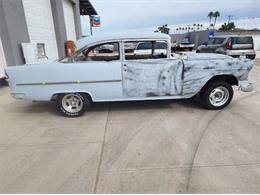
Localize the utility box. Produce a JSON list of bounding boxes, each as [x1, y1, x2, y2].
[[21, 42, 37, 64], [0, 37, 7, 79], [21, 42, 48, 64]]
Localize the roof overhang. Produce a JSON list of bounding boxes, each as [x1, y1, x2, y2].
[[79, 0, 97, 15]]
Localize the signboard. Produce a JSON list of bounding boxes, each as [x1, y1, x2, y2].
[[208, 30, 215, 38], [91, 16, 101, 27]]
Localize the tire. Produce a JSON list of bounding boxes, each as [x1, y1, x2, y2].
[[56, 93, 91, 117], [189, 48, 193, 51], [200, 81, 233, 110], [196, 50, 200, 53]]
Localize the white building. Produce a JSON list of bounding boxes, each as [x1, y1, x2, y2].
[[0, 0, 97, 79]]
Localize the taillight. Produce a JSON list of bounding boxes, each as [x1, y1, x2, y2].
[[226, 38, 232, 49]]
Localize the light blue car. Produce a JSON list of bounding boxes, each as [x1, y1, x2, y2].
[[6, 33, 254, 117]]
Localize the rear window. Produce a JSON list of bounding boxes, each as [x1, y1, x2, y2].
[[208, 38, 225, 45], [125, 41, 167, 60], [232, 37, 253, 44], [154, 42, 167, 49]]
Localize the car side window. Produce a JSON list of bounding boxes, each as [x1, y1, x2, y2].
[[74, 42, 120, 62], [124, 41, 167, 60]]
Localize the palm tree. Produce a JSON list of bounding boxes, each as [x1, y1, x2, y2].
[[213, 11, 220, 28], [156, 24, 170, 34], [208, 11, 214, 25]]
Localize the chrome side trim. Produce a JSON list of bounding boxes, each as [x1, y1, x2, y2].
[[16, 79, 122, 86]]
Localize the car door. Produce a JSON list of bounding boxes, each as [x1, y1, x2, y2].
[[72, 41, 123, 100], [122, 40, 184, 98]]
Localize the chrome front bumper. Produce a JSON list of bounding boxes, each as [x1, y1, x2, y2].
[[11, 92, 27, 100], [239, 81, 254, 92]]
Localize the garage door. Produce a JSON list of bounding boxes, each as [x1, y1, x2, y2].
[[63, 0, 77, 41], [253, 35, 260, 50], [22, 0, 58, 60], [0, 37, 7, 79]]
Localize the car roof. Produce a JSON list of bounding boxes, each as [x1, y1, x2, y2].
[[75, 33, 170, 50]]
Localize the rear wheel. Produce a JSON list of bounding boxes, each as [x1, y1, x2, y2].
[[57, 93, 91, 117], [200, 81, 233, 110]]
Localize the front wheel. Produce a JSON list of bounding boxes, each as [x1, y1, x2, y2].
[[200, 81, 233, 110], [57, 93, 91, 117]]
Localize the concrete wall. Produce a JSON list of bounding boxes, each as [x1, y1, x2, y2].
[[169, 33, 188, 43], [63, 0, 77, 41], [0, 0, 30, 66], [0, 0, 83, 66], [22, 0, 59, 60]]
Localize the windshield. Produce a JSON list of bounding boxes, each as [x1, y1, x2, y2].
[[208, 37, 225, 45], [58, 56, 71, 63]]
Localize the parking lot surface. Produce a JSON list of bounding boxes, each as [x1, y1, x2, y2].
[[0, 60, 259, 193]]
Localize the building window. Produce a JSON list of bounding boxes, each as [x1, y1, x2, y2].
[[36, 43, 47, 59]]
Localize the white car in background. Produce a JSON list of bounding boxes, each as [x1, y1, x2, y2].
[[173, 38, 194, 51]]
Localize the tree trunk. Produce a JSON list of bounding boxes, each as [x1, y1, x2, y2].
[[213, 17, 217, 28]]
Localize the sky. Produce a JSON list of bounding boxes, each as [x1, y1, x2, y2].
[[81, 0, 260, 36]]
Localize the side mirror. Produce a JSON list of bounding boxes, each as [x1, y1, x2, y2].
[[202, 42, 208, 46]]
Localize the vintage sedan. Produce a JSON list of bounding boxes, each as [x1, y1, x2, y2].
[[6, 33, 254, 117]]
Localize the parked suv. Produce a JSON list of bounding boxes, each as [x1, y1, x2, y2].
[[197, 36, 255, 59]]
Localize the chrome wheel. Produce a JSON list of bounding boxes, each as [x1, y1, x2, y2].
[[61, 94, 83, 113], [209, 86, 230, 107]]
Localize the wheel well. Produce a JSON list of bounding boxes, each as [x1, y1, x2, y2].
[[51, 92, 93, 102], [205, 75, 238, 86]]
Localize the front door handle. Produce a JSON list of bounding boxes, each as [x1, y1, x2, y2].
[[123, 64, 127, 71]]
